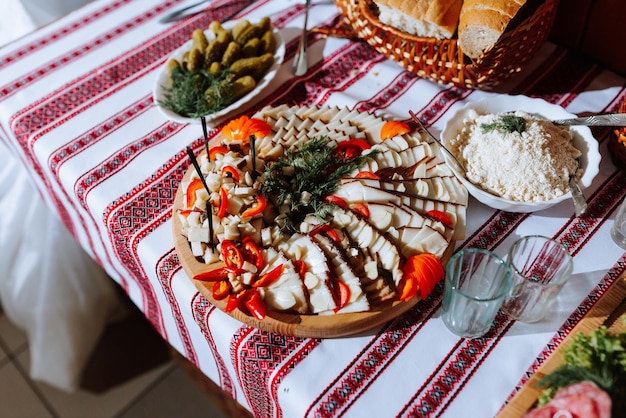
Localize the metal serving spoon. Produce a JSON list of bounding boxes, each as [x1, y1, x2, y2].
[[292, 0, 311, 76], [159, 0, 209, 24], [569, 160, 587, 217]]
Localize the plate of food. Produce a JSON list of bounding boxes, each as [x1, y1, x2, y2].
[[440, 95, 601, 213], [172, 105, 469, 337], [153, 16, 285, 125]]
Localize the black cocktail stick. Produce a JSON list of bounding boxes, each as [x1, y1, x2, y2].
[[186, 146, 215, 252]]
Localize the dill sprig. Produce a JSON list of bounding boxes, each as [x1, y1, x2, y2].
[[260, 136, 376, 232], [480, 113, 526, 134], [158, 66, 234, 119]]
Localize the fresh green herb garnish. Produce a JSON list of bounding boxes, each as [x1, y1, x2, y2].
[[260, 137, 376, 232], [535, 320, 626, 414], [480, 114, 526, 134], [158, 67, 234, 118]]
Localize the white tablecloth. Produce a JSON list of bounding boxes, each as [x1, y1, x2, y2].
[[1, 0, 625, 414]]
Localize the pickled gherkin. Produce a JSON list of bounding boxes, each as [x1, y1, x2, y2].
[[221, 41, 241, 67], [187, 48, 204, 73], [231, 19, 251, 42], [231, 76, 256, 100], [230, 53, 275, 80], [259, 30, 276, 55], [192, 29, 208, 53], [241, 37, 260, 58]]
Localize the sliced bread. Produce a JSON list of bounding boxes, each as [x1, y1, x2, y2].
[[458, 0, 528, 59], [374, 0, 463, 39]]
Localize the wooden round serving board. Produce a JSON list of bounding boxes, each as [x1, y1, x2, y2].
[[171, 155, 455, 338]]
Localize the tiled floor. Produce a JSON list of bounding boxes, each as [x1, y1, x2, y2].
[[0, 302, 235, 418]]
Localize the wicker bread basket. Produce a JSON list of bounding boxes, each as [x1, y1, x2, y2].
[[334, 0, 559, 90]]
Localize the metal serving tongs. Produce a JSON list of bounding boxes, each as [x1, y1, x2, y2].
[[552, 113, 626, 126], [292, 0, 311, 76]]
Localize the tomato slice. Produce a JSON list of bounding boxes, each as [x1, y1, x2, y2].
[[218, 186, 229, 218], [380, 120, 410, 140], [333, 280, 351, 312], [221, 165, 241, 182], [253, 264, 284, 288], [350, 202, 370, 219], [397, 274, 418, 302], [221, 240, 243, 270], [355, 171, 380, 180], [185, 178, 204, 208], [241, 195, 267, 218], [212, 280, 231, 300], [322, 195, 348, 208], [335, 138, 371, 160], [209, 145, 229, 160], [425, 209, 453, 228], [401, 253, 444, 300], [242, 236, 264, 271], [221, 115, 271, 142]]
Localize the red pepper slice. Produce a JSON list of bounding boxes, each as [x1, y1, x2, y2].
[[355, 171, 380, 180], [333, 280, 351, 312], [293, 259, 307, 278], [322, 195, 348, 208], [425, 209, 453, 228], [242, 236, 264, 272], [221, 165, 241, 182], [185, 178, 204, 208], [209, 145, 229, 160], [194, 266, 230, 282], [225, 291, 244, 313], [212, 280, 231, 300], [253, 264, 284, 288], [350, 202, 370, 219], [178, 209, 202, 217], [244, 289, 267, 320], [241, 195, 267, 218], [218, 186, 229, 218], [310, 224, 341, 243], [221, 240, 243, 270]]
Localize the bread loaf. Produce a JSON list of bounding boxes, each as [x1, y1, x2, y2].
[[373, 0, 463, 39], [458, 0, 527, 59]]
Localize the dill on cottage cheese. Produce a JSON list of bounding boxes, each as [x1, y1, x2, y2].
[[448, 110, 582, 202]]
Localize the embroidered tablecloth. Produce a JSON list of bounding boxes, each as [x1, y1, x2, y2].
[[1, 0, 625, 416]]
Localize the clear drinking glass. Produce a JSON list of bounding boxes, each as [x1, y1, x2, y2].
[[441, 249, 512, 339], [611, 197, 626, 250], [501, 235, 573, 323]]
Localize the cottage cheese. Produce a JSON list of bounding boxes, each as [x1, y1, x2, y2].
[[448, 110, 582, 202]]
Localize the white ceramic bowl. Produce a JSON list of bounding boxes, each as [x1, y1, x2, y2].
[[153, 22, 285, 126], [440, 95, 601, 213]]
